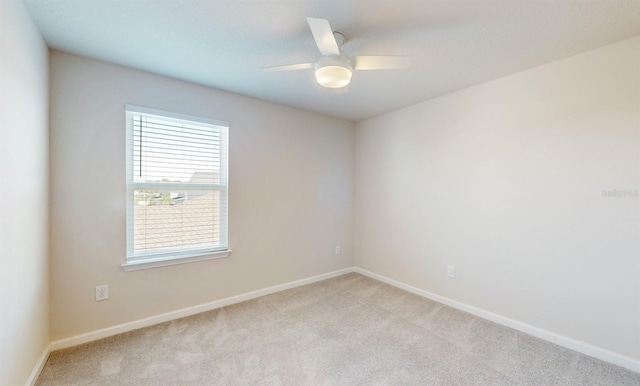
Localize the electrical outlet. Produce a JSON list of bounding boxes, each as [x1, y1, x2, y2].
[[447, 265, 455, 278], [335, 245, 341, 255], [96, 285, 109, 301]]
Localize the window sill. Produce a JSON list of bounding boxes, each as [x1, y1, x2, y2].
[[121, 249, 232, 271]]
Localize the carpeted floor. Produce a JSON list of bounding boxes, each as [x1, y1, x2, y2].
[[36, 273, 640, 385]]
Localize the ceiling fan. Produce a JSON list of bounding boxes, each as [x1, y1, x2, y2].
[[264, 17, 410, 89]]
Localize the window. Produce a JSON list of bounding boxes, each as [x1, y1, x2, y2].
[[123, 105, 229, 271]]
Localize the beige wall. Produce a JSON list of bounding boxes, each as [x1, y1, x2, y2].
[[0, 1, 50, 384], [355, 37, 640, 360], [49, 51, 355, 341]]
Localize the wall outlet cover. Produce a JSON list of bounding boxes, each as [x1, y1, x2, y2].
[[447, 265, 455, 278], [96, 284, 109, 301]]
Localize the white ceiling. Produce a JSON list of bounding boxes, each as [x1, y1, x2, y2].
[[23, 0, 640, 122]]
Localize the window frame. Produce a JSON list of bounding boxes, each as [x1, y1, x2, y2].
[[122, 104, 231, 271]]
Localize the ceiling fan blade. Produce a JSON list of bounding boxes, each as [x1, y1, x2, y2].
[[353, 56, 411, 70], [263, 63, 314, 72], [307, 17, 340, 56]]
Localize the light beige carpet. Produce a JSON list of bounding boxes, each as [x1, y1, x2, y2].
[[36, 273, 639, 385]]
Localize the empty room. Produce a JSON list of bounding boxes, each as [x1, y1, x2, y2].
[[2, 0, 640, 384]]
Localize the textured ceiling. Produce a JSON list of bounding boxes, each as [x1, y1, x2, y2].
[[23, 0, 640, 122]]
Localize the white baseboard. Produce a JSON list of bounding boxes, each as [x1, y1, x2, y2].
[[50, 267, 354, 351], [354, 267, 640, 374], [26, 344, 51, 386]]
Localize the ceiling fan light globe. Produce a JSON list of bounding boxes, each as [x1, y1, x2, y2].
[[315, 65, 352, 88]]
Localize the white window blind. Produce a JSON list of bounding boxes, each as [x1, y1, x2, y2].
[[125, 105, 228, 264]]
